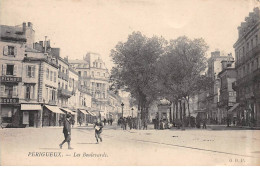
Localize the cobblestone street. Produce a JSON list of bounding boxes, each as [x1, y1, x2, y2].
[[1, 125, 260, 165]]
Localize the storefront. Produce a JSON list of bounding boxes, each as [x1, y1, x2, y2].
[[43, 105, 65, 126], [60, 107, 77, 126], [20, 104, 42, 127]]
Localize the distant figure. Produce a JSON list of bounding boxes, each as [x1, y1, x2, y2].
[[94, 118, 104, 144], [59, 114, 73, 149], [79, 118, 82, 127], [59, 119, 62, 127], [202, 119, 207, 129], [104, 118, 107, 125]]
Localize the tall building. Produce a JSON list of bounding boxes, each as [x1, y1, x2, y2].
[[233, 7, 260, 127], [218, 59, 236, 124], [69, 52, 110, 119], [206, 51, 234, 124]]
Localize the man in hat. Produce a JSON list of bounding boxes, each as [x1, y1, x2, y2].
[[59, 113, 73, 149]]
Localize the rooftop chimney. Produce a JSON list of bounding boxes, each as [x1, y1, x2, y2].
[[23, 22, 26, 34]]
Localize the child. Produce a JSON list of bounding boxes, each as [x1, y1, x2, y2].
[[94, 118, 104, 144]]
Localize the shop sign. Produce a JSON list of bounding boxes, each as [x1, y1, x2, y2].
[[0, 98, 19, 104], [0, 76, 22, 83]]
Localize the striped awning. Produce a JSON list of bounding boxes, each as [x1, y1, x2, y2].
[[45, 105, 65, 114], [60, 107, 76, 115], [21, 104, 41, 110], [228, 103, 239, 112], [79, 109, 89, 115]]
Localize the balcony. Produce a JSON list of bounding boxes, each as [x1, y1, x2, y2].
[[58, 71, 69, 81], [236, 44, 260, 68], [58, 88, 72, 98], [78, 85, 91, 95], [48, 100, 57, 105]]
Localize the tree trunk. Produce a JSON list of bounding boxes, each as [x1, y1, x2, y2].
[[169, 101, 172, 124]]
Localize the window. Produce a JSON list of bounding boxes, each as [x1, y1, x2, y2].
[[25, 85, 31, 99], [27, 65, 35, 78], [52, 90, 56, 101], [69, 78, 72, 87], [8, 46, 15, 55], [78, 71, 81, 77], [93, 62, 96, 67], [84, 71, 87, 77], [54, 72, 56, 82], [45, 87, 48, 100], [5, 85, 13, 97], [97, 72, 100, 76], [6, 65, 14, 75], [65, 84, 68, 90], [46, 68, 49, 79], [92, 71, 94, 77], [50, 71, 53, 81], [103, 73, 105, 77]]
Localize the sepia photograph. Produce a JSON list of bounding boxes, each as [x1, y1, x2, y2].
[[0, 0, 260, 166]]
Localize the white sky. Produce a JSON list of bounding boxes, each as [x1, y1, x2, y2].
[[0, 0, 259, 70]]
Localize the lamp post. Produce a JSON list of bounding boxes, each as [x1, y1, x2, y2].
[[131, 107, 134, 117], [121, 102, 124, 118]]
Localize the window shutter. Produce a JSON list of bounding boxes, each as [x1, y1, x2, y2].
[[0, 85, 5, 96], [2, 64, 6, 75], [3, 46, 8, 56], [26, 65, 29, 77], [13, 85, 18, 97], [32, 66, 35, 78], [14, 47, 17, 56], [30, 85, 34, 99], [13, 65, 18, 76]]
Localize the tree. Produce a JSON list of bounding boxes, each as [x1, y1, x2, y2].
[[110, 31, 166, 121], [157, 36, 212, 127]]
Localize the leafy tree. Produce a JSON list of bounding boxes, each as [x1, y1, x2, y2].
[[110, 32, 166, 120], [157, 36, 212, 126]]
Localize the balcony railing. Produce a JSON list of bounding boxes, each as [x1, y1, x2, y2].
[[78, 85, 91, 95], [48, 100, 57, 105], [58, 88, 72, 98], [236, 44, 260, 68], [58, 71, 69, 81]]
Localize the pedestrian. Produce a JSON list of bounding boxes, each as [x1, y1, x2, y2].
[[94, 118, 104, 144], [79, 118, 82, 127], [104, 118, 107, 126], [59, 114, 73, 149], [202, 118, 207, 129]]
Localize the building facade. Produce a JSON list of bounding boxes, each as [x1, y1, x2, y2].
[[206, 51, 234, 124], [218, 59, 237, 125], [233, 7, 260, 127]]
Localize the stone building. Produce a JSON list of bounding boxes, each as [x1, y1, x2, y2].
[[69, 52, 110, 120], [206, 50, 234, 124], [218, 59, 237, 125], [233, 7, 260, 127]]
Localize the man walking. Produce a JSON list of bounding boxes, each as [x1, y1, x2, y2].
[[94, 118, 104, 144], [59, 114, 73, 149]]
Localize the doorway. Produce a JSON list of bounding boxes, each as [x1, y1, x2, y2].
[[29, 111, 34, 127]]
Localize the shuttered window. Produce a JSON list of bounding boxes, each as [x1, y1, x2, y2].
[[27, 65, 35, 78]]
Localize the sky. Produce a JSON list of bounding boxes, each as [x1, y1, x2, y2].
[[0, 0, 259, 71]]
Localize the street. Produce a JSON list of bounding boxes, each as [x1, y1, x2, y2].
[[1, 125, 260, 166]]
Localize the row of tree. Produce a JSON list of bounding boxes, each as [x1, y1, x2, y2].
[[110, 32, 213, 125]]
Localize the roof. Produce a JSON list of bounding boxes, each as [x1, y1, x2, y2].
[[0, 25, 26, 42]]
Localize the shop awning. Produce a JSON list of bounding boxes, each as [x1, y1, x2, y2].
[[60, 107, 76, 115], [79, 109, 89, 115], [45, 105, 65, 114], [21, 104, 41, 110], [228, 103, 239, 112], [89, 111, 96, 116]]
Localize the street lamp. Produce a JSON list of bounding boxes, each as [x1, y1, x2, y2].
[[121, 102, 124, 118], [131, 107, 134, 117]]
